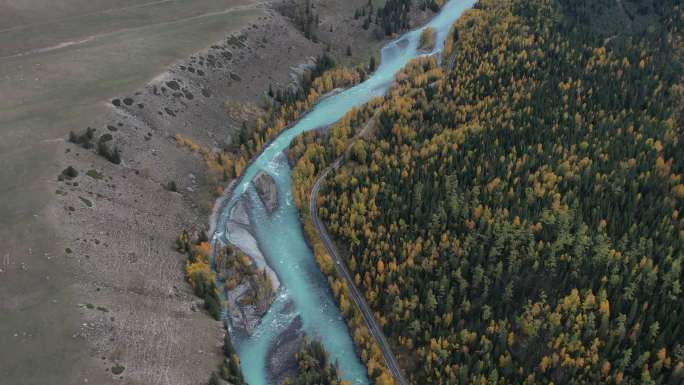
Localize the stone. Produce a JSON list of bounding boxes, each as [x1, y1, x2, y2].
[[267, 315, 303, 384], [252, 171, 278, 215]]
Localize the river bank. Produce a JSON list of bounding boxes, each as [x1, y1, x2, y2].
[[1, 0, 412, 384], [211, 2, 476, 385]]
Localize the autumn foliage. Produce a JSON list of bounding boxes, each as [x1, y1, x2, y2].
[[290, 0, 684, 384]]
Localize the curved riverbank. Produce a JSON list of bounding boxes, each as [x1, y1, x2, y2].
[[211, 1, 476, 384]]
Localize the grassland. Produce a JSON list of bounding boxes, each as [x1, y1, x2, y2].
[[0, 2, 261, 384]]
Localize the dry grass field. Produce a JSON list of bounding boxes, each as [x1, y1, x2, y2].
[[0, 2, 261, 384]]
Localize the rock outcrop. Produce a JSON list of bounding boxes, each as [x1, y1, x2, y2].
[[253, 171, 278, 215], [268, 313, 303, 384], [229, 198, 250, 227], [221, 195, 280, 335]]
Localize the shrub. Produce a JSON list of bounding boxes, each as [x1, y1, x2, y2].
[[60, 166, 78, 180], [111, 364, 125, 375], [419, 27, 435, 50], [97, 141, 121, 164], [68, 127, 96, 149], [208, 372, 220, 385]]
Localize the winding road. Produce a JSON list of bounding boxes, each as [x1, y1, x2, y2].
[[309, 115, 409, 385]]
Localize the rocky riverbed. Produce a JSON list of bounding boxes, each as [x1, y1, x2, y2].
[[253, 171, 279, 215], [267, 313, 303, 384], [222, 196, 280, 335]]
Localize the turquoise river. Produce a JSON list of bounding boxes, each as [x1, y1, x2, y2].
[[212, 1, 475, 384]]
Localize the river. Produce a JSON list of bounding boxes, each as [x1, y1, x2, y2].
[[212, 1, 475, 384]]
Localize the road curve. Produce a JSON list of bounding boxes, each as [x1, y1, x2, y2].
[[309, 152, 409, 385]]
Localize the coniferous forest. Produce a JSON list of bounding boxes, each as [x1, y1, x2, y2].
[[289, 0, 684, 383], [284, 339, 347, 385], [376, 0, 445, 36]]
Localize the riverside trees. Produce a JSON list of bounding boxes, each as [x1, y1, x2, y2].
[[284, 339, 348, 385], [175, 54, 363, 197], [376, 0, 444, 36]]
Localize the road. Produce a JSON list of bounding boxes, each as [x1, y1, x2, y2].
[[309, 115, 409, 385]]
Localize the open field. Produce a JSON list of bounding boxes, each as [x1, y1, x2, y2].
[[0, 1, 262, 384]]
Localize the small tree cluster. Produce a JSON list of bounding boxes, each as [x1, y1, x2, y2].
[[284, 339, 346, 385], [178, 231, 221, 320]]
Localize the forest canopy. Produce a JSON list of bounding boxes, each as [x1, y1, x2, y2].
[[290, 0, 684, 383]]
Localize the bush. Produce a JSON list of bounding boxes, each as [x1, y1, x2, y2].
[[220, 355, 245, 385], [208, 372, 220, 385], [60, 166, 78, 180], [111, 364, 125, 375], [419, 27, 435, 50], [97, 141, 121, 164], [68, 127, 96, 149], [176, 230, 191, 254], [204, 293, 221, 320], [188, 268, 221, 321]]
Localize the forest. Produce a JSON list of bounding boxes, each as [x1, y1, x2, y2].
[[289, 0, 683, 383], [284, 339, 349, 385], [372, 0, 446, 36]]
